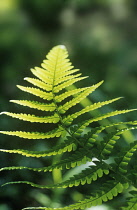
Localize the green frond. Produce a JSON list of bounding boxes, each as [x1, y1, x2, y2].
[[63, 181, 128, 210], [10, 100, 56, 112], [63, 97, 121, 125], [0, 166, 46, 173], [24, 77, 52, 91], [41, 61, 74, 74], [95, 121, 137, 135], [0, 45, 137, 210], [46, 45, 67, 59], [17, 85, 53, 100], [99, 135, 120, 159], [1, 181, 48, 189], [28, 181, 127, 210], [115, 141, 137, 174], [0, 140, 77, 157], [43, 147, 92, 172], [1, 151, 91, 173], [76, 109, 137, 133], [28, 46, 88, 95], [2, 181, 128, 210], [41, 58, 74, 78], [31, 46, 79, 93], [74, 121, 137, 146], [54, 73, 82, 86], [1, 112, 60, 123], [41, 63, 75, 76], [55, 68, 80, 78], [1, 151, 93, 173], [55, 87, 90, 103], [30, 68, 53, 86], [97, 126, 137, 160], [0, 148, 52, 158], [59, 81, 103, 114], [53, 76, 88, 93], [121, 191, 137, 210], [0, 127, 64, 139], [33, 66, 52, 77], [84, 121, 137, 152], [43, 61, 73, 75], [31, 67, 53, 83], [51, 162, 109, 189]]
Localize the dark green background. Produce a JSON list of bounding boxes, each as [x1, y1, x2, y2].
[[0, 0, 137, 209]]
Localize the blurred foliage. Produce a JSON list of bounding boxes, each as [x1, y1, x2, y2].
[[0, 0, 137, 209]]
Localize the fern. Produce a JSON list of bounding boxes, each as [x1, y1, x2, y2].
[[0, 45, 137, 210], [121, 191, 137, 210]]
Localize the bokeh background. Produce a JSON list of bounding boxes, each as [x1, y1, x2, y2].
[[0, 0, 137, 209]]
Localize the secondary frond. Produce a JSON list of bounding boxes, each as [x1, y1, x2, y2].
[[121, 191, 137, 210], [21, 181, 128, 210], [24, 77, 52, 91], [59, 81, 103, 114], [17, 85, 53, 100], [115, 141, 137, 174], [75, 109, 137, 133], [0, 127, 64, 139], [51, 161, 109, 189], [1, 112, 60, 123], [63, 97, 121, 125], [0, 140, 77, 157], [10, 100, 56, 112], [98, 127, 137, 160]]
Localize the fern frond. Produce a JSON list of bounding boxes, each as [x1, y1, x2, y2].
[[98, 127, 137, 160], [115, 141, 137, 174], [41, 62, 75, 77], [0, 127, 64, 139], [0, 166, 46, 173], [1, 181, 48, 189], [43, 60, 73, 76], [1, 112, 60, 123], [0, 45, 137, 210], [24, 77, 52, 91], [0, 146, 93, 175], [1, 180, 128, 210], [30, 68, 53, 86], [53, 76, 88, 93], [43, 147, 92, 172], [0, 140, 76, 158], [63, 181, 128, 210], [0, 148, 91, 173], [31, 67, 53, 83], [121, 191, 137, 210], [95, 121, 137, 135], [10, 100, 56, 112], [54, 73, 82, 86], [21, 181, 128, 210], [51, 161, 109, 189], [17, 85, 53, 100], [55, 68, 80, 78], [55, 87, 90, 103], [76, 109, 137, 133], [63, 97, 121, 125], [59, 81, 103, 114]]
